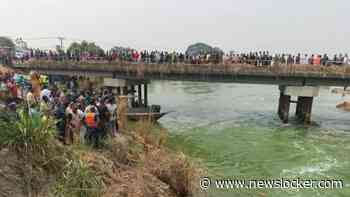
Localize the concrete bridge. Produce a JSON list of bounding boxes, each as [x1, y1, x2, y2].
[[12, 61, 350, 124]]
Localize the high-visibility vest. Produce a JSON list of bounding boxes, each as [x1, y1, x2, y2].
[[85, 113, 97, 128]]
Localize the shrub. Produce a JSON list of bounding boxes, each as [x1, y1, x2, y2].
[[0, 110, 55, 154], [0, 109, 67, 173], [0, 109, 102, 197]]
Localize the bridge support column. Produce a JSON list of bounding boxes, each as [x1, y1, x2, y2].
[[295, 97, 303, 118], [296, 96, 313, 124], [131, 86, 136, 107], [278, 91, 291, 124], [122, 86, 128, 95], [281, 86, 319, 124], [138, 84, 142, 106]]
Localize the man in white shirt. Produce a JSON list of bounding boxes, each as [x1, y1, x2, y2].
[[106, 98, 118, 136], [344, 54, 349, 66], [40, 88, 51, 101], [300, 54, 308, 65]]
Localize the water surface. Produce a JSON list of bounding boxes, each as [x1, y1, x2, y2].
[[149, 81, 350, 197]]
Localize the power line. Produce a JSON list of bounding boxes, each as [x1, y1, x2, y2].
[[20, 36, 66, 49], [16, 35, 126, 50]]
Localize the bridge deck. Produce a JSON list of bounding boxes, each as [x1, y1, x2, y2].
[[13, 61, 350, 87]]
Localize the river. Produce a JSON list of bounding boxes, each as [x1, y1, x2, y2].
[[148, 81, 350, 197]]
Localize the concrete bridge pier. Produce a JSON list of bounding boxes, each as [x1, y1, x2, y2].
[[104, 78, 150, 107], [138, 84, 142, 105], [144, 83, 148, 106], [295, 96, 314, 124], [122, 86, 128, 95], [278, 86, 319, 124], [278, 91, 291, 124]]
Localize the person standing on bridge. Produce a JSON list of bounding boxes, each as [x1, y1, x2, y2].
[[300, 54, 306, 64], [344, 54, 349, 66], [313, 54, 321, 65], [295, 54, 301, 64], [321, 54, 329, 66], [308, 55, 314, 65]]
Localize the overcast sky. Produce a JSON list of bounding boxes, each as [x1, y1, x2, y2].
[[2, 0, 349, 54]]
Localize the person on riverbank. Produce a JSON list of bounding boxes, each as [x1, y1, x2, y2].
[[96, 101, 110, 146], [106, 98, 118, 137], [85, 107, 99, 146], [40, 96, 50, 116], [65, 103, 82, 145], [6, 79, 18, 99], [26, 88, 37, 107], [54, 101, 66, 142]]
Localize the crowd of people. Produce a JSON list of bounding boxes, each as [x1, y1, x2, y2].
[[223, 52, 350, 66], [14, 47, 224, 65], [0, 71, 120, 147], [9, 46, 350, 67]]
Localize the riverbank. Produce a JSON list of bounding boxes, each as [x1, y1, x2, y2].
[[0, 109, 202, 197]]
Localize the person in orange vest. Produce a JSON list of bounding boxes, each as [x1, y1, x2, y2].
[[84, 107, 99, 145]]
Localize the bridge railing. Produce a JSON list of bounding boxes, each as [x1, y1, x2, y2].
[[13, 59, 350, 79]]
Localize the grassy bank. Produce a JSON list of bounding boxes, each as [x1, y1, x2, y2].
[[0, 109, 203, 197]]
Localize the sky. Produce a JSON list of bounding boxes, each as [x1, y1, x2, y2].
[[1, 0, 350, 54]]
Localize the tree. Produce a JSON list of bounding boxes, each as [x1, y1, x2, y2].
[[185, 42, 223, 57], [67, 41, 105, 57], [56, 45, 65, 55], [0, 37, 15, 49], [0, 36, 15, 56], [67, 42, 81, 56], [0, 37, 15, 65]]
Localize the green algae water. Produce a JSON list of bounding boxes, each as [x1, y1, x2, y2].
[[148, 81, 350, 197]]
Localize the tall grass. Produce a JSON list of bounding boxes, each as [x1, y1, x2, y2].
[[0, 109, 68, 173], [51, 159, 103, 197], [0, 110, 60, 196], [0, 110, 55, 153], [133, 120, 202, 197], [133, 120, 168, 150], [0, 109, 103, 197]]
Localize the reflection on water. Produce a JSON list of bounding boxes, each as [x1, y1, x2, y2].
[[149, 81, 350, 197]]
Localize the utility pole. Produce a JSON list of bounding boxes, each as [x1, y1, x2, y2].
[[57, 36, 65, 49]]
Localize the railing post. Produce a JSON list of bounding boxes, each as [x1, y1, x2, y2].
[[138, 84, 142, 106], [144, 83, 148, 107]]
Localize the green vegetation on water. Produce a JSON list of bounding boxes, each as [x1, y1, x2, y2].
[[149, 81, 350, 197]]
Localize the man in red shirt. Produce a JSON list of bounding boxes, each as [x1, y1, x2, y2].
[[313, 55, 321, 65]]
